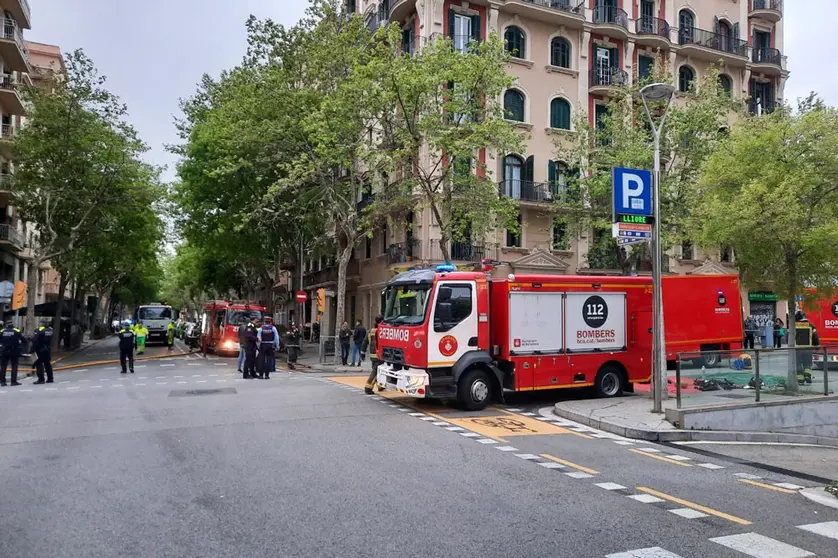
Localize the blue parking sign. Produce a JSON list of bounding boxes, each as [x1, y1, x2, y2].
[[612, 167, 653, 217]]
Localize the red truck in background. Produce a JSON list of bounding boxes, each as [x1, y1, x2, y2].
[[200, 301, 266, 355], [375, 268, 743, 410], [801, 292, 838, 369]]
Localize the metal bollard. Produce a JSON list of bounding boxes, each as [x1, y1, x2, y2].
[[754, 350, 761, 403], [675, 357, 682, 408], [824, 347, 830, 396]]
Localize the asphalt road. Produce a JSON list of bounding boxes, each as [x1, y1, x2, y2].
[[1, 336, 836, 557]]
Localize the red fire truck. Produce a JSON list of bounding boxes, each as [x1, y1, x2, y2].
[[200, 301, 266, 355], [801, 292, 838, 369], [375, 268, 742, 410]]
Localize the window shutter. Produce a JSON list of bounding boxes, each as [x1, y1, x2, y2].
[[471, 15, 481, 42], [524, 156, 534, 183], [548, 160, 557, 184], [609, 47, 619, 68], [448, 9, 455, 38], [733, 22, 740, 41], [713, 16, 720, 35], [501, 156, 507, 182]]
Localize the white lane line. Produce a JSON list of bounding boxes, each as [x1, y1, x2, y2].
[[80, 379, 90, 382], [75, 369, 88, 373], [595, 482, 627, 491], [156, 382, 167, 385], [445, 426, 464, 432], [209, 374, 218, 377], [460, 432, 481, 438], [155, 376, 166, 379], [476, 439, 498, 444], [734, 473, 763, 480], [408, 413, 426, 417], [137, 377, 147, 379], [495, 446, 518, 452], [519, 412, 537, 416], [431, 421, 449, 426], [19, 389, 32, 392], [504, 408, 522, 412], [91, 386, 102, 389], [696, 463, 725, 470], [564, 471, 594, 479], [177, 381, 187, 384], [668, 508, 708, 519], [216, 379, 227, 383], [613, 440, 635, 446], [174, 375, 183, 378], [214, 363, 227, 366], [135, 383, 146, 386], [710, 533, 814, 558], [191, 374, 201, 377], [398, 408, 409, 412], [160, 364, 175, 368], [538, 462, 566, 469], [606, 548, 684, 558], [774, 482, 804, 490], [67, 386, 79, 390], [0, 391, 6, 394], [135, 365, 147, 368], [111, 384, 123, 388], [234, 379, 245, 382], [636, 448, 661, 453], [797, 521, 838, 541], [388, 404, 400, 408], [664, 455, 691, 461], [418, 416, 436, 421], [100, 379, 110, 382], [59, 381, 70, 384], [45, 388, 57, 391], [590, 434, 615, 439], [105, 367, 118, 371], [513, 453, 541, 460], [627, 494, 665, 504], [188, 363, 200, 366], [197, 380, 207, 383]]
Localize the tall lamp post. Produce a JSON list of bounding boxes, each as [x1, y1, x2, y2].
[[639, 83, 675, 414]]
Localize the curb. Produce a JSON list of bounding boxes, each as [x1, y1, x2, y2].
[[552, 403, 838, 448], [800, 487, 838, 510]]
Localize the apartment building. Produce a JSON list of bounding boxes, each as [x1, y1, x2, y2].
[[301, 0, 788, 331]]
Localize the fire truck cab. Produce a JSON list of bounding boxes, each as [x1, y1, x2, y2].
[[376, 267, 653, 410], [200, 301, 266, 356]]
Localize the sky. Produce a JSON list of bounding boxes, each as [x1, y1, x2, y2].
[[25, 0, 838, 183]]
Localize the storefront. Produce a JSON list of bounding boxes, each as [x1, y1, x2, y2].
[[748, 291, 779, 329]]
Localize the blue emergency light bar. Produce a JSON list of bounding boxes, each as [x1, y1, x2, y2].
[[436, 263, 457, 273]]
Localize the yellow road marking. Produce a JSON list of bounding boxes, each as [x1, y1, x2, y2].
[[628, 448, 693, 467], [494, 408, 592, 438], [445, 415, 571, 438], [636, 487, 752, 525], [738, 479, 796, 494], [540, 454, 600, 475]]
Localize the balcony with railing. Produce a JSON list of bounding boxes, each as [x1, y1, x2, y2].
[[0, 17, 30, 72], [751, 47, 783, 74], [747, 98, 776, 116], [593, 6, 629, 35], [678, 27, 748, 61], [387, 239, 420, 266], [502, 0, 585, 28], [635, 16, 670, 47], [429, 240, 497, 263], [589, 67, 628, 94], [0, 223, 23, 251], [357, 193, 376, 213], [749, 0, 782, 23], [498, 180, 570, 204], [0, 73, 24, 114]]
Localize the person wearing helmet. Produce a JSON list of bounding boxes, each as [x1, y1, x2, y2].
[[117, 321, 135, 374]]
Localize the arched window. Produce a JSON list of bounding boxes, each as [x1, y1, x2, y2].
[[717, 20, 731, 52], [717, 74, 732, 96], [502, 155, 524, 199], [504, 89, 525, 122], [550, 37, 571, 68], [550, 98, 571, 130], [678, 65, 695, 93], [504, 26, 526, 59], [679, 9, 694, 43]]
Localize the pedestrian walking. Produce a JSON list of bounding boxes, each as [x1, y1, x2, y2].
[[351, 320, 366, 367], [339, 322, 351, 366], [773, 317, 784, 349], [32, 322, 54, 384], [242, 319, 259, 379], [285, 323, 302, 370], [256, 320, 279, 379], [363, 315, 383, 394], [117, 321, 135, 374], [136, 321, 149, 354], [0, 321, 23, 387], [743, 315, 756, 350]]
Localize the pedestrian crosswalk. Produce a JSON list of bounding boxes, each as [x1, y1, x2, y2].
[[607, 522, 838, 557]]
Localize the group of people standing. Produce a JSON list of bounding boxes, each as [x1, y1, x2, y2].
[[0, 321, 54, 386], [237, 318, 302, 378], [743, 315, 787, 349], [339, 320, 369, 367]]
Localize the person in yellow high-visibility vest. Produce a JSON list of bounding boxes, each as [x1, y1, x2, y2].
[[166, 322, 175, 350], [136, 321, 149, 354]]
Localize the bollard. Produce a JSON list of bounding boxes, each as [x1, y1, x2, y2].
[[824, 347, 830, 396], [675, 357, 682, 409], [754, 349, 761, 403]]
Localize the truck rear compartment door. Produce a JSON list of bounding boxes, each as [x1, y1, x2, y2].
[[508, 291, 565, 391]]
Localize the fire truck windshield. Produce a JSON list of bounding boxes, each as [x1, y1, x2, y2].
[[382, 284, 431, 325], [227, 309, 263, 326]]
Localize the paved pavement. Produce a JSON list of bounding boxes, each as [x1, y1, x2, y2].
[[1, 341, 837, 557]]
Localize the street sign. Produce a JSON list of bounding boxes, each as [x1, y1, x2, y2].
[[612, 222, 652, 240], [617, 237, 647, 246], [616, 213, 654, 225], [612, 167, 653, 218], [295, 290, 308, 303]]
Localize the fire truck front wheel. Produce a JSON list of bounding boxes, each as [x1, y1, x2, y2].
[[594, 365, 625, 398], [457, 368, 493, 411]]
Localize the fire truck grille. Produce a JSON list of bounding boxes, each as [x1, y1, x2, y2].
[[382, 347, 405, 364]]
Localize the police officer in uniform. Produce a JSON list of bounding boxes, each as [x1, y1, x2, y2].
[[0, 321, 23, 387], [32, 322, 55, 384], [256, 320, 278, 379], [117, 321, 136, 374], [242, 319, 259, 379]]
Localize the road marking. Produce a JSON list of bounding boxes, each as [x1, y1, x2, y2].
[[627, 494, 665, 504], [664, 454, 691, 461], [135, 365, 147, 368], [636, 487, 752, 525], [460, 432, 481, 438], [45, 388, 57, 391], [155, 376, 166, 379], [209, 374, 218, 377], [504, 408, 522, 412], [100, 378, 110, 382], [635, 447, 661, 453], [774, 482, 804, 490], [156, 382, 167, 385], [540, 454, 600, 475], [565, 471, 594, 479], [137, 377, 147, 379], [105, 367, 118, 370], [214, 363, 227, 366], [445, 426, 464, 432], [419, 416, 436, 421], [628, 448, 693, 467], [595, 482, 627, 491], [431, 421, 449, 426], [76, 369, 88, 373], [537, 462, 565, 469], [797, 521, 838, 541], [135, 383, 146, 386], [513, 453, 540, 460], [696, 463, 725, 470], [476, 438, 498, 444], [388, 404, 400, 408], [446, 414, 571, 437], [519, 412, 537, 416], [738, 479, 797, 494], [197, 380, 207, 383], [111, 384, 123, 388], [710, 533, 814, 557], [67, 386, 79, 390], [613, 440, 635, 446], [495, 446, 518, 452], [398, 408, 409, 412], [80, 379, 89, 382], [177, 381, 187, 384], [216, 379, 227, 383], [174, 375, 183, 378], [20, 389, 32, 392], [734, 473, 763, 480], [91, 386, 102, 389], [409, 412, 426, 417], [669, 508, 708, 519], [160, 364, 175, 367], [606, 547, 684, 558], [192, 374, 201, 377], [59, 381, 70, 384], [188, 363, 200, 366]]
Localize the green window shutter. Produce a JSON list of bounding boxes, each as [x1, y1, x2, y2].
[[524, 155, 534, 183], [471, 15, 481, 42], [448, 9, 455, 38]]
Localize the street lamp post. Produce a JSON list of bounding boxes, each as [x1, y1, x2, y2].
[[639, 83, 675, 414]]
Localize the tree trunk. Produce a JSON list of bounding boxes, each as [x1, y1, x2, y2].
[[438, 232, 451, 263], [52, 274, 69, 350], [333, 239, 353, 365], [786, 288, 799, 393], [24, 261, 39, 333]]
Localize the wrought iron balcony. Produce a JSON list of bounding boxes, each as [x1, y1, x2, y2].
[[498, 180, 563, 203], [514, 0, 583, 14], [635, 16, 670, 41], [678, 26, 748, 57], [429, 240, 497, 263], [749, 0, 782, 23], [0, 123, 13, 140], [0, 223, 23, 250], [593, 6, 628, 29], [387, 240, 420, 265], [589, 67, 628, 89], [752, 47, 782, 66]]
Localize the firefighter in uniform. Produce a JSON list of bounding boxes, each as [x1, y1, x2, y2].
[[364, 315, 383, 394], [32, 323, 55, 384], [285, 323, 302, 370], [118, 321, 136, 374], [256, 320, 278, 379], [242, 319, 259, 379], [0, 322, 23, 386]]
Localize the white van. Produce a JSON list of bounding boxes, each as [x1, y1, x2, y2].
[[135, 304, 174, 345]]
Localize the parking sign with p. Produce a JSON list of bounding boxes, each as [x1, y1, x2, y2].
[[612, 167, 653, 218]]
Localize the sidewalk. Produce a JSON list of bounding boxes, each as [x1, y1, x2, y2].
[[293, 342, 373, 374], [552, 393, 838, 447]]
